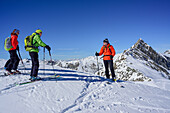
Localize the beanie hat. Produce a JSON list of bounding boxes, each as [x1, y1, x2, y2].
[[103, 38, 109, 43]]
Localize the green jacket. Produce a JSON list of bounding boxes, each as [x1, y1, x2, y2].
[[29, 33, 47, 53]]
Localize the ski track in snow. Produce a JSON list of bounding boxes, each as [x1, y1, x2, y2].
[[0, 61, 170, 113]]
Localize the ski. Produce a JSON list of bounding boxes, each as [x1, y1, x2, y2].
[[0, 72, 25, 77], [15, 75, 60, 86]]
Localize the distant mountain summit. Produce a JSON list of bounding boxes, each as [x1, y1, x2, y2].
[[164, 50, 170, 54], [114, 38, 170, 81], [126, 38, 170, 71]]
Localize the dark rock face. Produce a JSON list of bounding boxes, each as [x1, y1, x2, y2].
[[114, 54, 151, 81], [164, 50, 170, 54], [47, 61, 57, 65], [125, 38, 170, 75], [67, 62, 79, 70], [58, 62, 80, 70]]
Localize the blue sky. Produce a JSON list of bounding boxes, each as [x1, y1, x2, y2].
[[0, 0, 170, 60]]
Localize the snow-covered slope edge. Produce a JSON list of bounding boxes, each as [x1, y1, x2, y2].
[[55, 54, 120, 74]]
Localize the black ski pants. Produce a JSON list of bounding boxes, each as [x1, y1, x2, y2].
[[29, 52, 39, 77], [103, 60, 116, 79], [6, 50, 20, 71]]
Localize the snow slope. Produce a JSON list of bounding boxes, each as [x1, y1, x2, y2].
[[0, 60, 170, 113], [55, 54, 120, 74]]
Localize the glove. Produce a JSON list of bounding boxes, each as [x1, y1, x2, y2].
[[16, 45, 19, 51], [45, 45, 51, 51], [95, 52, 99, 56]]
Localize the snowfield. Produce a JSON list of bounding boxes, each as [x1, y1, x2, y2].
[[0, 59, 170, 113]]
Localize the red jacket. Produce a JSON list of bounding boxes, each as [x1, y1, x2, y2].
[[10, 34, 18, 51], [99, 43, 116, 60]]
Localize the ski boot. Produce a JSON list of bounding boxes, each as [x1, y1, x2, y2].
[[29, 76, 37, 81], [12, 70, 21, 74], [112, 77, 117, 82], [29, 76, 41, 81], [4, 70, 14, 76], [35, 76, 42, 80]]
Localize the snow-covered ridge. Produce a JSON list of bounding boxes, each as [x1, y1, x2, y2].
[[52, 55, 119, 74], [164, 50, 170, 58], [54, 38, 170, 81], [164, 50, 170, 54]]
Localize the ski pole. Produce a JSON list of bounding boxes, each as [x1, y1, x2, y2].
[[49, 51, 58, 82], [43, 47, 45, 75], [96, 55, 99, 75], [49, 51, 56, 75], [17, 50, 26, 70]]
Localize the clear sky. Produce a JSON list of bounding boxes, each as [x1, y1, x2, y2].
[[0, 0, 170, 60]]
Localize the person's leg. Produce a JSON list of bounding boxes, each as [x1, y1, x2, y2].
[[104, 60, 110, 79], [6, 50, 17, 72], [29, 52, 34, 77], [33, 53, 39, 77], [4, 59, 11, 69], [12, 53, 20, 70], [29, 52, 39, 77], [109, 60, 116, 79]]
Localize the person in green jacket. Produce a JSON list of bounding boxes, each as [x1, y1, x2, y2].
[[29, 29, 51, 81]]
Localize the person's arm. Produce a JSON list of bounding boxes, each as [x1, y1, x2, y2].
[[34, 35, 46, 47], [110, 46, 116, 57], [99, 46, 104, 56], [11, 35, 18, 49]]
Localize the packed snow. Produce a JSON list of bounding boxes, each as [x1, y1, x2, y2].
[[0, 59, 170, 113]]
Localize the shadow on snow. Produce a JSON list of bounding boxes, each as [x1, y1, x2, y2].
[[20, 68, 125, 83]]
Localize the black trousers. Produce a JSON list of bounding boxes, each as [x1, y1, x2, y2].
[[29, 52, 39, 77], [4, 59, 11, 68], [6, 50, 20, 71], [103, 60, 116, 79]]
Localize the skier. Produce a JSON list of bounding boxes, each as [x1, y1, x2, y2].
[[27, 29, 51, 81], [4, 29, 21, 75], [95, 38, 116, 81]]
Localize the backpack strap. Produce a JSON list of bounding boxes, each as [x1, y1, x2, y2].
[[103, 45, 112, 54], [31, 33, 38, 47], [108, 45, 112, 54]]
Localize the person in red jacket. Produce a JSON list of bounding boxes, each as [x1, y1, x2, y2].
[[95, 38, 116, 81], [4, 29, 20, 75]]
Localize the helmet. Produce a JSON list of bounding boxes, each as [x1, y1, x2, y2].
[[35, 29, 42, 33]]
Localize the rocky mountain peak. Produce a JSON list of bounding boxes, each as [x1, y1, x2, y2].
[[124, 38, 170, 75], [131, 38, 152, 52]]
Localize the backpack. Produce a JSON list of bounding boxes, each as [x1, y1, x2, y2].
[[4, 36, 13, 51], [24, 35, 38, 51], [103, 45, 112, 54]]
